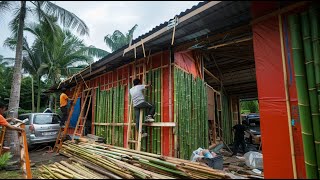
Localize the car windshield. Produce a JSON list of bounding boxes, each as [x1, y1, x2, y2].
[[18, 115, 30, 125], [33, 114, 60, 125]]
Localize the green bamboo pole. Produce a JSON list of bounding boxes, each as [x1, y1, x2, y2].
[[142, 73, 148, 152], [196, 78, 199, 150], [104, 91, 107, 139], [179, 70, 183, 159], [157, 69, 161, 155], [301, 11, 320, 177], [95, 87, 98, 136], [106, 90, 109, 144], [204, 83, 209, 148], [106, 90, 108, 141], [173, 67, 178, 157], [184, 71, 187, 159], [116, 85, 120, 146], [186, 74, 190, 158], [146, 71, 150, 152], [108, 89, 111, 145], [175, 68, 180, 158], [289, 14, 318, 179], [97, 87, 101, 137], [110, 88, 113, 145], [178, 68, 182, 158], [121, 85, 124, 147], [96, 86, 99, 136], [155, 69, 159, 155], [190, 74, 195, 155], [153, 69, 157, 154], [309, 6, 320, 108]]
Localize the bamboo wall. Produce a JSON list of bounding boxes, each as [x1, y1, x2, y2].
[[65, 50, 222, 160], [173, 66, 209, 160], [88, 51, 174, 157]]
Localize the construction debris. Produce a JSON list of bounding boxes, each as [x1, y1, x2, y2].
[[37, 140, 249, 179]]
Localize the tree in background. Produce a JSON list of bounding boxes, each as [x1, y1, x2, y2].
[[240, 100, 259, 114], [104, 24, 138, 52], [5, 16, 108, 111], [0, 0, 89, 156]]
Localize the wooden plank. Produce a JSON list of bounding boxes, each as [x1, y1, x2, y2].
[[143, 122, 175, 127], [94, 122, 176, 127]]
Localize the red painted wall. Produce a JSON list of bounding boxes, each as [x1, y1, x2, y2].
[[252, 2, 308, 178], [252, 1, 312, 178], [77, 51, 173, 156], [253, 15, 295, 178]]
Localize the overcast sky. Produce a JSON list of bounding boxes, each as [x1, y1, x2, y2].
[[0, 1, 202, 60]]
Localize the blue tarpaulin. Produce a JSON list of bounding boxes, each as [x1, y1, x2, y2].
[[69, 98, 81, 128]]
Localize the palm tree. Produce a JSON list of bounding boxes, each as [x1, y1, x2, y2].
[[8, 17, 108, 111], [0, 1, 89, 156], [104, 24, 138, 52]]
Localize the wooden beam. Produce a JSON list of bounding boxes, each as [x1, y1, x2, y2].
[[123, 1, 221, 56], [204, 68, 220, 82], [207, 37, 252, 50]]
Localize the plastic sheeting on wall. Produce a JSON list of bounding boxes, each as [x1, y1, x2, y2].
[[252, 16, 295, 178], [69, 97, 80, 128], [174, 50, 201, 78]]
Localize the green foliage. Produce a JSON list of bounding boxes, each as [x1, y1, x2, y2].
[[240, 100, 259, 113], [0, 152, 13, 169], [104, 24, 138, 52]]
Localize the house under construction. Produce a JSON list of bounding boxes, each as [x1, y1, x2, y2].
[[48, 1, 320, 179]]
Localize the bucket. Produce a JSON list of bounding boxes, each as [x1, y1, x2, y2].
[[203, 155, 223, 170]]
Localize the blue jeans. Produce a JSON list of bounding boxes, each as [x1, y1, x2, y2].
[[134, 101, 155, 131]]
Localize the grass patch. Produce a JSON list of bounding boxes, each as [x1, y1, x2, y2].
[[0, 170, 22, 179]]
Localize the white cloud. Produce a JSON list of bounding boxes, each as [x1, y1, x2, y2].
[[0, 1, 202, 59]]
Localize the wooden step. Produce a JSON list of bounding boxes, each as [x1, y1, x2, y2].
[[128, 140, 138, 143]]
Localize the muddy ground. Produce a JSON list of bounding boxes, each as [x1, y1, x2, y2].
[[0, 142, 68, 179]]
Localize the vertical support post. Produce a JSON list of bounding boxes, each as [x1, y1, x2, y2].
[[279, 14, 297, 179]]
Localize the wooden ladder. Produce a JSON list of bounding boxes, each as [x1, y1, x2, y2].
[[0, 120, 32, 179], [71, 88, 93, 142], [18, 123, 32, 179], [0, 126, 6, 155], [126, 101, 144, 151], [53, 83, 83, 153]]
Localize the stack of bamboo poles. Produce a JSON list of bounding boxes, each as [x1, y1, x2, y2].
[[37, 140, 243, 179], [288, 5, 320, 178], [95, 85, 125, 147], [174, 67, 209, 160]]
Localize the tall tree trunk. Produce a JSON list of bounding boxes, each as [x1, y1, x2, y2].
[[31, 76, 35, 112], [37, 76, 41, 112], [5, 1, 27, 157]]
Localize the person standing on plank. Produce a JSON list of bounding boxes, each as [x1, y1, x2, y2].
[[60, 87, 72, 127], [130, 78, 155, 137], [0, 103, 24, 132]]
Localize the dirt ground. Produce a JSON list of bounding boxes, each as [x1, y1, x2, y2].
[[0, 143, 68, 179]]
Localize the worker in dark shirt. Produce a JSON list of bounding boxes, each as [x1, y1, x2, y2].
[[232, 122, 247, 156]]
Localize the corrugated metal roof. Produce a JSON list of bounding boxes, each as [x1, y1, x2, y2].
[[54, 1, 253, 92]]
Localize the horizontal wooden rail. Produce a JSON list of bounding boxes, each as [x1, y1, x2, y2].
[[94, 122, 176, 127]]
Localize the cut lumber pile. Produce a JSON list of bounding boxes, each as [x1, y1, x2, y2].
[[223, 156, 264, 179], [37, 140, 247, 179]]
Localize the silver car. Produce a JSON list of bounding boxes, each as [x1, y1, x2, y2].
[[18, 113, 61, 146]]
